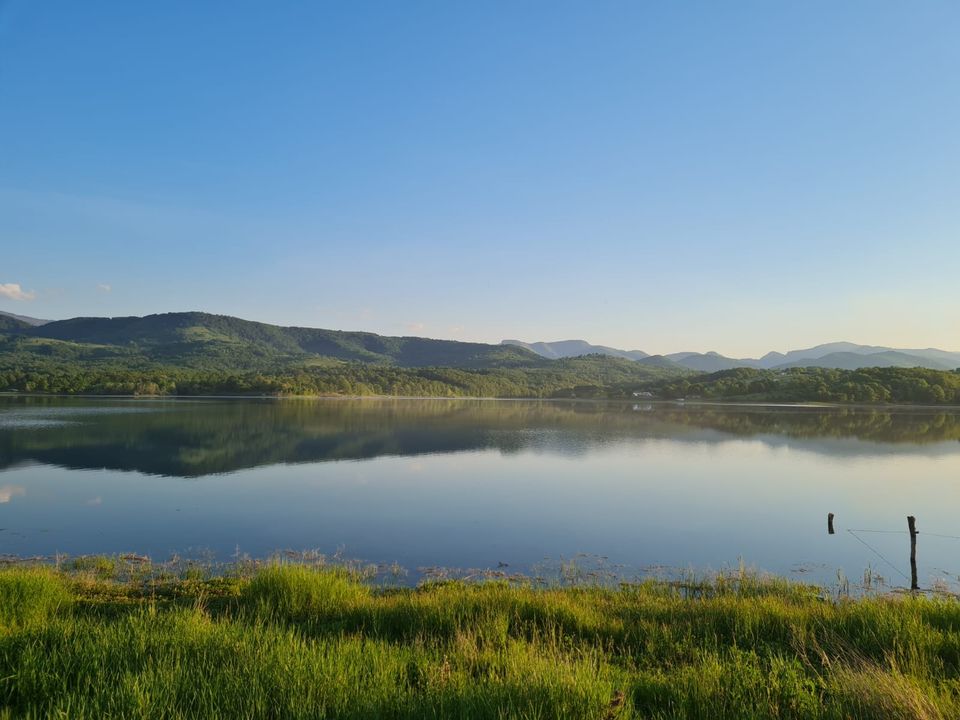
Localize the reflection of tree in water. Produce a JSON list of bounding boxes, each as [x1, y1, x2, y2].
[[1, 397, 959, 477], [653, 406, 960, 445]]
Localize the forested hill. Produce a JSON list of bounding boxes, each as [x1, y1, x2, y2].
[[6, 312, 959, 404], [637, 366, 960, 405], [9, 312, 544, 369], [0, 315, 32, 333]]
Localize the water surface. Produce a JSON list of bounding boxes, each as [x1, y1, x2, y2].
[[2, 396, 959, 588]]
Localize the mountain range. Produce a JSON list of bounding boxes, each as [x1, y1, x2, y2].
[[0, 311, 545, 370], [503, 339, 960, 372], [2, 309, 957, 374]]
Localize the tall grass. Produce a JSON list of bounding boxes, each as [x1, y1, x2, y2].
[[2, 562, 960, 718], [0, 568, 70, 630]]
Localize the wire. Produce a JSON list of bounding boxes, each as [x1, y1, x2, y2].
[[845, 528, 960, 541], [846, 529, 911, 584], [846, 529, 907, 535], [918, 532, 960, 541]]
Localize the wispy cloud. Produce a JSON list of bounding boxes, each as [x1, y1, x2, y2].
[[0, 485, 25, 503], [405, 322, 426, 334], [0, 283, 35, 301], [96, 283, 112, 293]]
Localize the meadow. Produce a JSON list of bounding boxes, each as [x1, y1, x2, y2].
[[2, 561, 960, 718]]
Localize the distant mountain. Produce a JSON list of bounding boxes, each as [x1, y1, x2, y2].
[[756, 343, 960, 369], [664, 351, 758, 373], [11, 312, 544, 370], [6, 313, 958, 376], [0, 310, 49, 327], [776, 350, 958, 371], [504, 340, 761, 371], [765, 342, 898, 366], [502, 339, 649, 361], [505, 338, 960, 372], [636, 355, 686, 370]]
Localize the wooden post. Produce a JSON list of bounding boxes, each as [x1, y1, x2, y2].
[[907, 515, 918, 591], [827, 513, 835, 535]]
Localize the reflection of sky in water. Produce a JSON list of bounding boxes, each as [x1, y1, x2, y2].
[[0, 404, 161, 429], [1, 397, 960, 589], [0, 484, 25, 503]]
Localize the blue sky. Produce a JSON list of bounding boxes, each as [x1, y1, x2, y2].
[[1, 1, 958, 356]]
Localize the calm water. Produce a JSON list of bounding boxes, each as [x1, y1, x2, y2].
[[2, 395, 960, 588]]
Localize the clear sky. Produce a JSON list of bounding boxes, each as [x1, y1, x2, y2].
[[1, 1, 958, 357]]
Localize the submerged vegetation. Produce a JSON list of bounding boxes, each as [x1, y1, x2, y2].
[[2, 561, 960, 718]]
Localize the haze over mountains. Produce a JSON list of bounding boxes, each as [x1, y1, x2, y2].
[[503, 339, 960, 372], [501, 340, 651, 362]]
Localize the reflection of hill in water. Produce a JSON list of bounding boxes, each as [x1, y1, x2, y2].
[[1, 397, 959, 477]]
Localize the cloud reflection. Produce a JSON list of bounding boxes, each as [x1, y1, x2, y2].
[[0, 485, 25, 503]]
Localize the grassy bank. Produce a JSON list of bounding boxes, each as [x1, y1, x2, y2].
[[2, 563, 960, 719]]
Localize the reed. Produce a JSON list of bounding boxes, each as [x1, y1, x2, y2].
[[2, 562, 959, 718]]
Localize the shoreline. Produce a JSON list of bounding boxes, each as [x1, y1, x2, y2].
[[3, 390, 960, 411], [0, 551, 946, 598]]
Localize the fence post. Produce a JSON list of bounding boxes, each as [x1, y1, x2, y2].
[[907, 515, 918, 591]]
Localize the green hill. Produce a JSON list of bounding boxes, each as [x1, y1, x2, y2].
[[0, 312, 688, 397], [15, 312, 544, 370], [0, 315, 32, 333]]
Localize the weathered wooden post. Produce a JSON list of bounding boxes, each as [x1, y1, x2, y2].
[[907, 515, 918, 591], [827, 513, 835, 535]]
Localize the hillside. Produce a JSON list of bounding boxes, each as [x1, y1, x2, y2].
[[0, 312, 688, 397], [11, 312, 544, 370], [5, 312, 958, 402], [637, 366, 960, 404], [0, 315, 32, 333], [0, 310, 49, 327]]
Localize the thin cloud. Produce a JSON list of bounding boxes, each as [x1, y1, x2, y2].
[[97, 283, 112, 293], [0, 283, 36, 301], [405, 322, 426, 334]]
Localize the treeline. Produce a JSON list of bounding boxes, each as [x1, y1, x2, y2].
[[0, 367, 520, 397], [0, 354, 679, 398], [638, 367, 960, 404], [6, 356, 960, 404]]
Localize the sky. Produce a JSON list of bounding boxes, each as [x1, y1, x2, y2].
[[1, 1, 958, 357]]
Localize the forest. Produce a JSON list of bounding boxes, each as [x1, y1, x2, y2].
[[4, 357, 960, 405], [2, 313, 960, 403], [635, 366, 960, 405], [0, 353, 678, 398]]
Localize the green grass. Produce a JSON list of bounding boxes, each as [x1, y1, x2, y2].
[[2, 563, 960, 718]]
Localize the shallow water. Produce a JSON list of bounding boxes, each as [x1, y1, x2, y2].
[[2, 395, 959, 589]]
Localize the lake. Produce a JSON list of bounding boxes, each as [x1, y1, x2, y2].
[[2, 395, 960, 589]]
